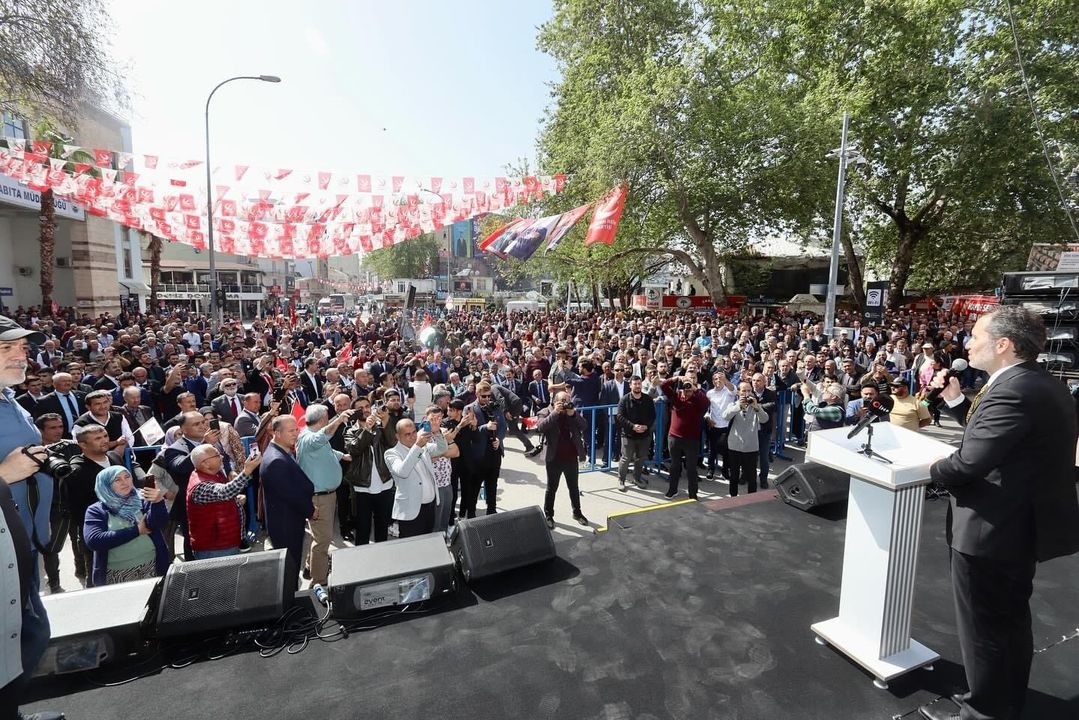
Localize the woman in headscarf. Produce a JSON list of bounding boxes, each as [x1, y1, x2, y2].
[[83, 465, 170, 586]]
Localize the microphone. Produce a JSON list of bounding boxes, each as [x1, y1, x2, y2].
[[847, 395, 895, 439], [925, 358, 969, 402]]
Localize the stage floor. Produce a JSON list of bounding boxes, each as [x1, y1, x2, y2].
[[26, 492, 1079, 720]]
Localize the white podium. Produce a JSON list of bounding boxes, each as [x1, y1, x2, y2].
[[806, 423, 956, 688]]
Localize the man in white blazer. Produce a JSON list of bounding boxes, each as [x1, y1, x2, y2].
[[385, 418, 447, 537]]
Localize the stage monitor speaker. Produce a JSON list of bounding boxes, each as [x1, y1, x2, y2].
[[36, 577, 159, 675], [155, 549, 291, 638], [450, 506, 556, 581], [775, 463, 850, 512], [328, 532, 456, 618]]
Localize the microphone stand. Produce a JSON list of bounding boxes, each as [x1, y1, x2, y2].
[[857, 423, 893, 464]]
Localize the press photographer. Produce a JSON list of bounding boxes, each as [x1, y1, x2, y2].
[[535, 391, 589, 530]]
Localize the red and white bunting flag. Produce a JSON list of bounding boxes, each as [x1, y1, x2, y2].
[[356, 174, 371, 192], [177, 159, 202, 170], [234, 165, 249, 181], [392, 176, 404, 193], [318, 171, 332, 190], [61, 144, 81, 159], [93, 149, 113, 167], [143, 154, 159, 169]]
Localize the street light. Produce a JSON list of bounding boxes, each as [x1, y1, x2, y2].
[[204, 74, 281, 329], [822, 110, 864, 337]]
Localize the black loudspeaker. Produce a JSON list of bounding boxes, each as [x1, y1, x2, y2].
[[328, 532, 456, 617], [450, 506, 556, 581], [155, 549, 291, 638], [405, 284, 417, 309], [775, 463, 850, 512]]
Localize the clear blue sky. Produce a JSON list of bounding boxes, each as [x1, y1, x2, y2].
[[109, 0, 558, 178]]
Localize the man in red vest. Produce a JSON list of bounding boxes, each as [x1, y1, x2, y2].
[[185, 444, 261, 559]]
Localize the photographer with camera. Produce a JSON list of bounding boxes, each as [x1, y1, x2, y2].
[[0, 317, 65, 720], [534, 391, 590, 529], [721, 381, 770, 497], [34, 413, 77, 594]]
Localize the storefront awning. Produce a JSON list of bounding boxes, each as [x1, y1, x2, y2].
[[119, 279, 152, 293]]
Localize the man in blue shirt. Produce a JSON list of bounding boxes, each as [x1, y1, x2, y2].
[[845, 383, 889, 426], [296, 403, 354, 586]]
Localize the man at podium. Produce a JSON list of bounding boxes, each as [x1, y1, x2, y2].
[[921, 306, 1079, 720]]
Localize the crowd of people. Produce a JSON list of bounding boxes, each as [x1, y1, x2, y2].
[[0, 301, 982, 595]]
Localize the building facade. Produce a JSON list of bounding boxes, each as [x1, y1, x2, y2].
[[0, 105, 147, 316]]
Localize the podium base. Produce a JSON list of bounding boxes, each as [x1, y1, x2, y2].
[[811, 617, 939, 688]]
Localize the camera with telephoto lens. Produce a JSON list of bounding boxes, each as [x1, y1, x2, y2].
[[22, 443, 76, 482], [561, 400, 575, 411]]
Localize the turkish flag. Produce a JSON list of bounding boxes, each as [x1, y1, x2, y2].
[[138, 187, 155, 204], [290, 396, 306, 424], [392, 176, 404, 193], [179, 194, 196, 211], [93, 149, 112, 167], [338, 342, 353, 363], [584, 184, 627, 246], [463, 177, 475, 194], [220, 199, 237, 217], [356, 174, 371, 192]]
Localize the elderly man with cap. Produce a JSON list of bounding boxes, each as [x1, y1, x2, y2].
[[0, 315, 66, 720]]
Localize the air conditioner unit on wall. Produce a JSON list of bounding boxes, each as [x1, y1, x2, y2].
[[17, 267, 32, 277], [56, 257, 71, 268]]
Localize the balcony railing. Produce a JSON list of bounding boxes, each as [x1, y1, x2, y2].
[[158, 283, 265, 294]]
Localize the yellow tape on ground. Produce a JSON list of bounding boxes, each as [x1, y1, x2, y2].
[[596, 498, 697, 533]]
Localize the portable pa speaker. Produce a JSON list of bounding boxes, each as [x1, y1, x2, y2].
[[450, 506, 556, 581], [328, 532, 456, 617], [155, 549, 291, 638], [775, 463, 850, 512]]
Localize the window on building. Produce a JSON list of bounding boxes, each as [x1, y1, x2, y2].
[[1, 112, 27, 140], [122, 245, 133, 278]]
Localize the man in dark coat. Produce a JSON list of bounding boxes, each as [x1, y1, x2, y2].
[[535, 391, 588, 529], [260, 414, 315, 590], [921, 306, 1079, 720]]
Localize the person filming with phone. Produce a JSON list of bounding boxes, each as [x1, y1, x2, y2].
[[185, 444, 262, 560], [721, 381, 769, 497], [82, 466, 169, 586]]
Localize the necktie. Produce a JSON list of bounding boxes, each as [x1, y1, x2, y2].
[[231, 398, 239, 417], [62, 393, 77, 427], [539, 383, 546, 404], [965, 385, 989, 423]]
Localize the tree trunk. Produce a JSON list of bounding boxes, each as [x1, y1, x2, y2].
[[840, 227, 866, 310], [39, 189, 56, 314], [887, 222, 923, 310], [145, 231, 162, 312], [590, 281, 601, 309]]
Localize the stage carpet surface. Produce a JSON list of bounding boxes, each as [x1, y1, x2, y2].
[[26, 492, 1079, 720]]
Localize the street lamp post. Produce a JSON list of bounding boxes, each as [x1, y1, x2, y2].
[[824, 110, 852, 338], [204, 74, 281, 329]]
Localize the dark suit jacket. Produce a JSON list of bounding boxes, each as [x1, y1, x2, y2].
[[300, 371, 323, 403], [463, 400, 507, 460], [260, 442, 314, 566], [15, 393, 39, 414], [34, 390, 86, 436], [931, 361, 1079, 563], [754, 387, 778, 433], [211, 394, 241, 425], [234, 410, 261, 439], [93, 376, 119, 392], [529, 379, 550, 410], [599, 379, 630, 407]]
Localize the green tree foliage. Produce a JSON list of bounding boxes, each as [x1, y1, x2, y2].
[[537, 0, 1079, 307], [768, 0, 1079, 305], [537, 0, 836, 306], [361, 233, 440, 281], [0, 0, 129, 126]]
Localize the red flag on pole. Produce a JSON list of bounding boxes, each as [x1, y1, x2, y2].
[[275, 356, 288, 372], [338, 341, 353, 363], [291, 398, 307, 424], [584, 184, 627, 246], [289, 304, 297, 327]]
